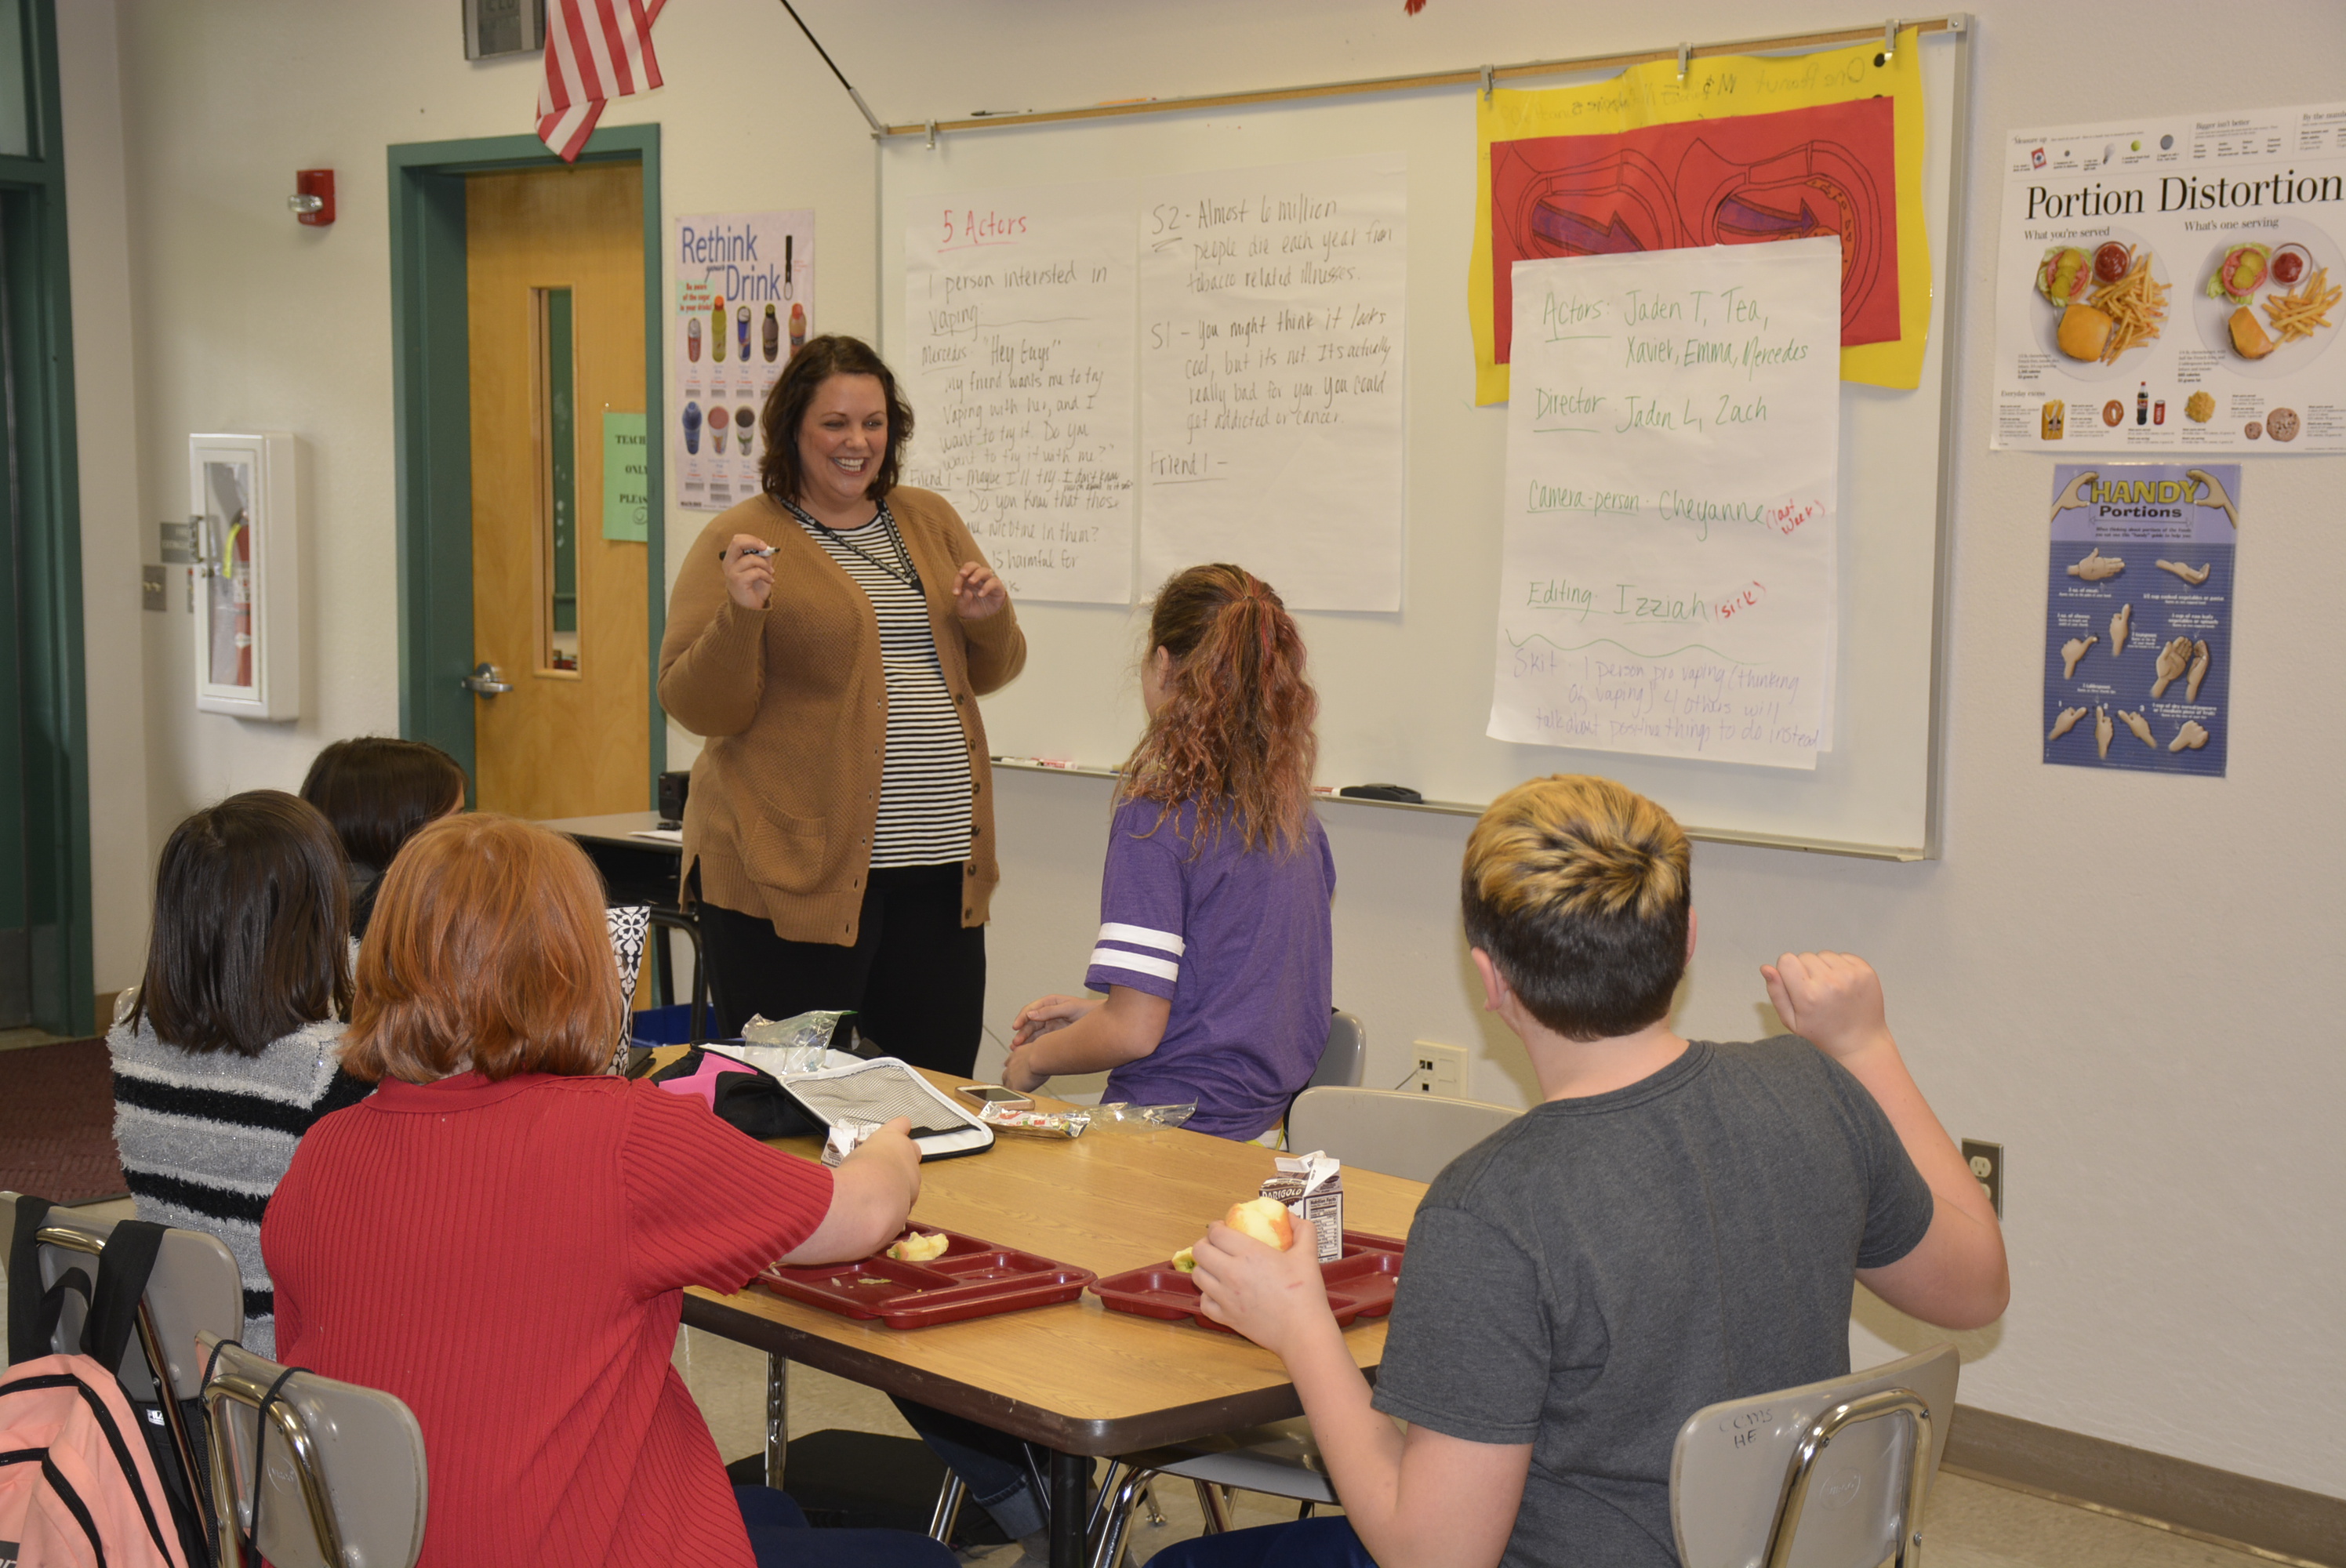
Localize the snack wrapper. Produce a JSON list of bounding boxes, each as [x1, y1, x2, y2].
[[1091, 1102, 1197, 1131], [978, 1104, 1091, 1139], [743, 1009, 858, 1073], [1267, 1150, 1344, 1262]]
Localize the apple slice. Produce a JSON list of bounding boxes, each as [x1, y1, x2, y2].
[[887, 1231, 950, 1262], [1171, 1247, 1197, 1273]]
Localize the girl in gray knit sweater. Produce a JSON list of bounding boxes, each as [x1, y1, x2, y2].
[[107, 789, 372, 1355]]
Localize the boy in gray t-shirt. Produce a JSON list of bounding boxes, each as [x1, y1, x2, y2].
[[1172, 775, 2009, 1568]]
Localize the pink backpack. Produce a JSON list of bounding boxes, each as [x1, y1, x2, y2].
[[0, 1352, 190, 1568]]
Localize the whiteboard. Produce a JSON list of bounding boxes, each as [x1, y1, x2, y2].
[[877, 31, 1968, 858]]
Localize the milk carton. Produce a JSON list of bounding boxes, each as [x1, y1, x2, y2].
[[1262, 1151, 1344, 1263]]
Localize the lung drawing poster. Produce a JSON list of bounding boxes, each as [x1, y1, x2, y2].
[[1490, 238, 1841, 770]]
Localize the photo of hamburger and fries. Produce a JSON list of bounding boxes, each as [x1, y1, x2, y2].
[[2191, 224, 2342, 374], [2034, 232, 2170, 374]]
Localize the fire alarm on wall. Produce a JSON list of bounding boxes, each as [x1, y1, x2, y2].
[[289, 169, 335, 227]]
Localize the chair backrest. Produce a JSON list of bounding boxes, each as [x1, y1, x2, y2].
[[1305, 1011, 1367, 1090], [198, 1331, 427, 1568], [1285, 1086, 1521, 1183], [1669, 1344, 1960, 1568], [2, 1192, 242, 1402]]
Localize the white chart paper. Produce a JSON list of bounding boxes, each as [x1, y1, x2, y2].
[[901, 180, 1138, 605], [675, 209, 812, 513], [1138, 153, 1407, 612], [1490, 239, 1842, 770]]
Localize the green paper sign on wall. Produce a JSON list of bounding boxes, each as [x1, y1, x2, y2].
[[603, 410, 648, 541]]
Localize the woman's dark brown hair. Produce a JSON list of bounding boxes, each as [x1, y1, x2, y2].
[[342, 813, 621, 1085], [300, 737, 467, 935], [757, 335, 914, 505], [132, 790, 351, 1057], [1119, 564, 1320, 856]]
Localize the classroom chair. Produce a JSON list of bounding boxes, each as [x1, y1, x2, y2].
[[1085, 1088, 1525, 1566], [3, 1192, 243, 1555], [1306, 1011, 1367, 1091], [1285, 1084, 1522, 1183], [198, 1330, 428, 1568], [1670, 1344, 1959, 1568]]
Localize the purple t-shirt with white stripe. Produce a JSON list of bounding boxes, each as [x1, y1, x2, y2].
[[1086, 797, 1337, 1140]]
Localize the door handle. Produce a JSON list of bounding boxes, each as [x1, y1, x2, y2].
[[462, 661, 512, 695]]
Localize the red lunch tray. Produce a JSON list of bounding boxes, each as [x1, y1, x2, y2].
[[759, 1226, 1095, 1330], [1088, 1231, 1407, 1334]]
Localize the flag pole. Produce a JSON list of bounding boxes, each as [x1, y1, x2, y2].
[[775, 0, 887, 137]]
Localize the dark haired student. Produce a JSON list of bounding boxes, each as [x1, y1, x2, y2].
[[299, 735, 467, 937], [106, 789, 372, 1356], [659, 334, 1025, 1073]]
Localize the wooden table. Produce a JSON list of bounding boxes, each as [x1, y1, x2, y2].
[[682, 1072, 1428, 1568]]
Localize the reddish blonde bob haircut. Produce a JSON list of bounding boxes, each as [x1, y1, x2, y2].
[[343, 813, 621, 1084]]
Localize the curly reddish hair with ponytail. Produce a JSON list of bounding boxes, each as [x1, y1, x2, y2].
[[1118, 564, 1319, 855]]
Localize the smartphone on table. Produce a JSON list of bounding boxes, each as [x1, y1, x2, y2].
[[956, 1083, 1033, 1110]]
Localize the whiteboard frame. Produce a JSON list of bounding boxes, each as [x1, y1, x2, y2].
[[876, 17, 1977, 862]]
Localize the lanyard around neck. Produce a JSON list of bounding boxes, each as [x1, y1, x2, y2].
[[784, 498, 923, 594]]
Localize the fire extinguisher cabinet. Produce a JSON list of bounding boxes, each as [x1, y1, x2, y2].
[[189, 432, 300, 719]]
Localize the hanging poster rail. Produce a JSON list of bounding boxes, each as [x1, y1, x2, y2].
[[871, 16, 1965, 141]]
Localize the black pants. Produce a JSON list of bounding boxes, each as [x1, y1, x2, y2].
[[696, 862, 985, 1076]]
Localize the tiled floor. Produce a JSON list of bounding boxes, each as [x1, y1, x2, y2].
[[670, 1324, 2283, 1568], [47, 1196, 2282, 1568]]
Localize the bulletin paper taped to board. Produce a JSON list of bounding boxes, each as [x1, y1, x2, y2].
[[1989, 101, 2346, 454], [676, 209, 813, 513], [899, 180, 1138, 605], [2041, 463, 2234, 776], [1138, 152, 1407, 613], [1471, 27, 1932, 404], [1490, 238, 1840, 770]]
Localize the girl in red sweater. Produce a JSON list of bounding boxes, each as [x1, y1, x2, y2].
[[263, 814, 948, 1568]]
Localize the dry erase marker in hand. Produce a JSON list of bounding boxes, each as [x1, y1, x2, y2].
[[723, 543, 779, 559]]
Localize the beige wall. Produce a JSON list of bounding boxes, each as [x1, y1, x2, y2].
[[66, 0, 2344, 1498]]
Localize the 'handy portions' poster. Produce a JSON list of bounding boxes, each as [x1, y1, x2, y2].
[[2042, 464, 2235, 776], [1991, 103, 2346, 453], [1490, 238, 1841, 771]]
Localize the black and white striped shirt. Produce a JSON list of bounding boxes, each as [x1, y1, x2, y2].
[[794, 503, 974, 868], [107, 990, 373, 1356]]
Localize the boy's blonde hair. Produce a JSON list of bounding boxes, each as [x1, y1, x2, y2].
[[1461, 775, 1691, 1040]]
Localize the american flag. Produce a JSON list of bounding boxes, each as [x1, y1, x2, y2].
[[537, 0, 668, 163]]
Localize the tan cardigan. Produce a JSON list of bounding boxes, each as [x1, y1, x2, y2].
[[658, 487, 1026, 945]]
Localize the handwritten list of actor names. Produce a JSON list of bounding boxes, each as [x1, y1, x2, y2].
[[1490, 238, 1843, 770]]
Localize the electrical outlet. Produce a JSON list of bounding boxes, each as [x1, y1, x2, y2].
[[1961, 1139, 2003, 1218], [1408, 1041, 1467, 1098]]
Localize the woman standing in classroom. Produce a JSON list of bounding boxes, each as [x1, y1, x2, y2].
[[659, 336, 1025, 1075]]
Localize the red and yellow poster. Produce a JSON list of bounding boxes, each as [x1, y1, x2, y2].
[[1472, 28, 1931, 402]]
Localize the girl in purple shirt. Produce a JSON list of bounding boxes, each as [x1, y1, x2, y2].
[[1003, 563, 1335, 1141]]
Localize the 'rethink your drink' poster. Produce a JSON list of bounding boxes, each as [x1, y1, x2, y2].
[[676, 209, 813, 513]]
